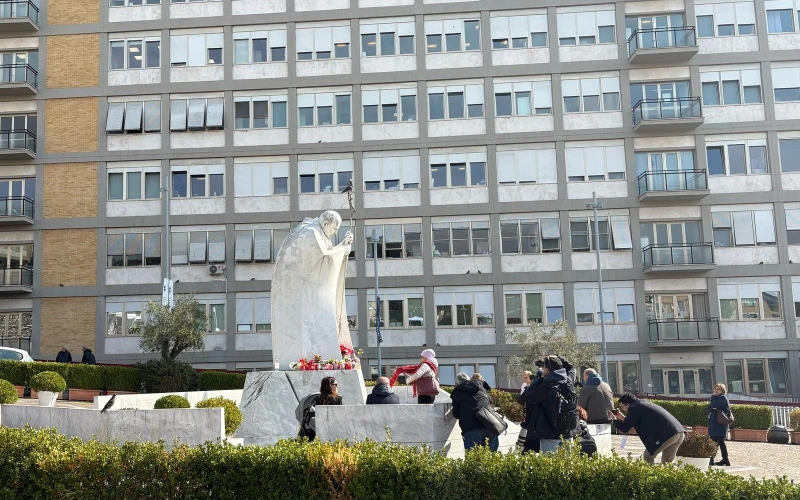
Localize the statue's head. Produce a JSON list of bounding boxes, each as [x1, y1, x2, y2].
[[319, 210, 342, 238]]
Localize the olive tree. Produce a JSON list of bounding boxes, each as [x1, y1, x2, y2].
[[139, 296, 207, 361], [505, 319, 598, 375]]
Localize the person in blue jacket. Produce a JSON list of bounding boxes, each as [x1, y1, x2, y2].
[[707, 383, 732, 466]]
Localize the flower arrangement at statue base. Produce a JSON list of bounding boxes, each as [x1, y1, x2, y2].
[[288, 346, 364, 371]]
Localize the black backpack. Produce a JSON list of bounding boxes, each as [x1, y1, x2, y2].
[[547, 380, 579, 437], [577, 423, 597, 456]]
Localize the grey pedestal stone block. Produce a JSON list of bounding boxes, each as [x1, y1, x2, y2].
[[588, 424, 613, 456], [234, 371, 299, 446], [389, 386, 452, 404], [285, 369, 367, 404]]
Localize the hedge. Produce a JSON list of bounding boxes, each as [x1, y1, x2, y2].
[[649, 399, 774, 431], [0, 379, 17, 404], [730, 403, 773, 431], [1, 427, 798, 499], [154, 395, 191, 409], [198, 371, 246, 391], [26, 361, 70, 382], [104, 365, 141, 392], [0, 360, 27, 386], [67, 363, 105, 391]]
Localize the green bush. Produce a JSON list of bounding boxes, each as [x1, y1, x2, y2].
[[0, 427, 799, 499], [0, 360, 27, 386], [138, 360, 197, 393], [677, 431, 717, 458], [67, 363, 105, 390], [790, 409, 800, 432], [0, 379, 18, 404], [650, 400, 709, 427], [730, 403, 773, 430], [198, 371, 246, 391], [103, 365, 141, 392], [488, 389, 524, 423], [153, 395, 191, 409], [196, 397, 243, 436], [29, 371, 66, 393], [27, 362, 70, 384]]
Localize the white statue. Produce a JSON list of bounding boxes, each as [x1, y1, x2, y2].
[[271, 210, 354, 367]]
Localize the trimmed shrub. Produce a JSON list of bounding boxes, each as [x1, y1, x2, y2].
[[138, 360, 197, 393], [153, 395, 191, 409], [198, 371, 246, 391], [0, 360, 27, 386], [677, 431, 717, 458], [790, 409, 800, 432], [489, 389, 524, 423], [103, 365, 141, 392], [650, 400, 708, 427], [0, 379, 18, 404], [29, 371, 66, 393], [66, 364, 105, 390], [730, 403, 773, 430], [27, 362, 70, 384], [440, 385, 454, 394], [196, 397, 243, 436]]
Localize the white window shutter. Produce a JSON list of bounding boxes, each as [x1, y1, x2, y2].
[[362, 90, 379, 106], [206, 32, 223, 49], [518, 149, 537, 183], [538, 149, 557, 183], [170, 35, 188, 64], [381, 89, 399, 105], [610, 215, 633, 249], [466, 85, 484, 105], [562, 79, 580, 97], [497, 151, 516, 183], [717, 284, 738, 300], [271, 30, 287, 48], [123, 101, 143, 132], [701, 71, 720, 83], [582, 78, 601, 96], [772, 67, 800, 89], [534, 81, 552, 107], [317, 159, 335, 174], [333, 26, 350, 44], [234, 164, 251, 197], [435, 292, 453, 307], [398, 22, 415, 36], [187, 34, 206, 66], [741, 69, 761, 86], [424, 20, 443, 35], [735, 2, 756, 24], [585, 147, 605, 177], [694, 4, 713, 17], [255, 298, 271, 326], [601, 77, 620, 93], [574, 288, 594, 314], [475, 292, 494, 315], [557, 13, 577, 38], [596, 10, 615, 27], [360, 23, 377, 35], [272, 162, 289, 179], [565, 147, 585, 178], [401, 156, 420, 184], [513, 81, 532, 93], [529, 14, 547, 33], [236, 298, 253, 325], [314, 27, 333, 52], [383, 156, 401, 180], [296, 29, 314, 53], [253, 164, 271, 196], [316, 93, 334, 107], [363, 158, 381, 182], [576, 12, 596, 37], [510, 16, 528, 37], [491, 17, 510, 39], [106, 102, 125, 133], [298, 160, 316, 175], [715, 3, 736, 24], [495, 82, 512, 94], [443, 19, 462, 35], [545, 289, 565, 307], [606, 146, 626, 174]]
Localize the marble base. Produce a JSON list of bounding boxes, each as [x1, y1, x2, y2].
[[588, 424, 612, 456], [94, 389, 243, 411], [385, 386, 452, 404]]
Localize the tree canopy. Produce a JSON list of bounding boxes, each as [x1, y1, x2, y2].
[[139, 296, 207, 361], [505, 319, 599, 374]]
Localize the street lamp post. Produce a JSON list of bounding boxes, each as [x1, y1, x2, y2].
[[369, 229, 383, 377], [587, 192, 609, 382]]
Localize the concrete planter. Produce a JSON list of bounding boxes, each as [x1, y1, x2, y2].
[[68, 389, 102, 402], [692, 426, 708, 435], [37, 391, 59, 407], [790, 431, 800, 444], [31, 390, 62, 401], [677, 456, 711, 469], [730, 428, 767, 442]]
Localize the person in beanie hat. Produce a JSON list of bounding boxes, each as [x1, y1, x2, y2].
[[389, 349, 440, 403]]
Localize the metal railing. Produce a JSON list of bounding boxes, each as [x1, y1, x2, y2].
[[0, 130, 35, 152], [0, 64, 37, 88], [637, 169, 707, 196], [642, 242, 713, 268], [0, 0, 39, 24], [627, 26, 697, 55], [0, 266, 33, 287], [648, 317, 720, 342], [0, 196, 34, 219], [632, 97, 702, 125]]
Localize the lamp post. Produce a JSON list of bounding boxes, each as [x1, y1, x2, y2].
[[368, 229, 383, 377], [161, 180, 174, 309], [586, 192, 609, 382]]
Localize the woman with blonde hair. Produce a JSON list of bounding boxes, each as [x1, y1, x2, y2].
[[707, 383, 731, 466]]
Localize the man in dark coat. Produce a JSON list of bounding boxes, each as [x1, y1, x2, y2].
[[55, 345, 72, 363], [524, 355, 580, 453], [81, 346, 97, 365], [366, 377, 400, 404], [451, 372, 498, 451], [612, 393, 685, 464]]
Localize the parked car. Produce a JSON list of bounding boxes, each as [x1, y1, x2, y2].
[[0, 347, 34, 362]]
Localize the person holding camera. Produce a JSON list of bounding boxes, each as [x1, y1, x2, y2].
[[518, 360, 545, 452], [610, 393, 685, 464], [523, 355, 580, 453]]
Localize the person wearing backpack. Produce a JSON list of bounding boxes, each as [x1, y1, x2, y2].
[[524, 355, 580, 453]]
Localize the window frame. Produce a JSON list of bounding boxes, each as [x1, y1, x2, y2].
[[106, 100, 162, 135], [561, 77, 621, 113], [362, 88, 418, 124], [233, 95, 288, 130], [298, 157, 354, 194], [235, 295, 272, 333], [490, 13, 549, 50], [718, 282, 783, 321], [233, 161, 290, 197], [232, 29, 288, 65], [711, 209, 776, 247], [569, 215, 633, 252], [434, 290, 494, 328], [368, 293, 426, 330], [496, 147, 558, 185], [360, 21, 416, 57], [504, 288, 565, 326], [700, 69, 763, 106], [427, 83, 485, 120], [695, 2, 757, 37], [431, 220, 491, 257], [106, 231, 162, 268], [107, 168, 161, 201], [297, 92, 352, 127], [494, 80, 553, 117], [556, 10, 617, 46], [109, 36, 161, 70], [574, 284, 637, 325], [364, 223, 423, 260], [499, 217, 561, 255], [234, 228, 288, 264], [725, 357, 789, 395], [362, 154, 421, 192], [169, 32, 224, 68], [105, 300, 147, 337], [705, 139, 769, 176], [429, 152, 487, 189], [424, 18, 482, 54], [296, 25, 351, 61], [170, 230, 226, 265]]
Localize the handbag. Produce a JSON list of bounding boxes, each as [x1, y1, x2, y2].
[[416, 375, 440, 396], [477, 405, 509, 436], [716, 408, 735, 426]]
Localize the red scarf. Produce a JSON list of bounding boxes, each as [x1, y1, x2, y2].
[[389, 360, 438, 397]]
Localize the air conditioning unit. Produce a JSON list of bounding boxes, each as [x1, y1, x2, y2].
[[208, 264, 226, 276]]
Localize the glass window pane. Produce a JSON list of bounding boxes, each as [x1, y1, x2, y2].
[[126, 172, 141, 200], [380, 32, 395, 55], [706, 146, 725, 175], [427, 34, 442, 53], [780, 139, 800, 172], [769, 359, 788, 393], [702, 82, 720, 105], [108, 172, 124, 200], [408, 298, 424, 326], [145, 172, 160, 199], [495, 93, 512, 116], [362, 34, 377, 56], [728, 144, 746, 174], [725, 360, 744, 393], [336, 95, 351, 125], [746, 359, 766, 393], [697, 15, 714, 37], [399, 35, 414, 54], [722, 80, 741, 104], [401, 95, 416, 121], [447, 92, 464, 119], [429, 93, 444, 120], [436, 305, 452, 326]]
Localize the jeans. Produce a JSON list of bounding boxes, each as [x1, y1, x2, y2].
[[643, 432, 685, 464], [540, 438, 562, 453], [418, 395, 435, 404], [711, 436, 728, 460], [463, 429, 499, 452]]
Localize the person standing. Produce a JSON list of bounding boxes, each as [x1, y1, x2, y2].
[[55, 345, 72, 363], [450, 372, 499, 452], [708, 383, 731, 466], [366, 377, 400, 404], [389, 349, 439, 404], [578, 368, 614, 424], [611, 394, 685, 464], [319, 376, 343, 406], [520, 371, 533, 394], [524, 355, 580, 453], [81, 346, 97, 365]]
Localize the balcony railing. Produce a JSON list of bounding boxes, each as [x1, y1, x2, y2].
[[0, 64, 37, 88], [0, 266, 33, 287], [627, 27, 697, 55], [632, 97, 701, 125], [643, 243, 713, 268], [648, 317, 720, 343], [0, 0, 39, 24], [0, 130, 35, 152], [0, 196, 34, 219], [637, 169, 707, 196]]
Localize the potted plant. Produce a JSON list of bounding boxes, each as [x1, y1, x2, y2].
[[676, 431, 716, 469], [66, 364, 104, 402], [30, 371, 67, 407], [790, 409, 800, 444], [728, 404, 771, 442]]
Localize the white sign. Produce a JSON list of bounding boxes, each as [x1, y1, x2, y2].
[[162, 278, 174, 308]]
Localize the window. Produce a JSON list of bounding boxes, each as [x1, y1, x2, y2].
[[171, 165, 224, 198], [106, 100, 161, 134], [171, 230, 225, 265], [557, 9, 616, 45], [107, 231, 161, 267], [779, 138, 800, 172], [194, 298, 226, 333], [786, 208, 800, 244], [111, 0, 161, 5], [297, 92, 351, 126], [645, 293, 710, 322], [0, 114, 35, 150], [570, 215, 632, 251], [598, 361, 639, 394], [766, 0, 797, 33], [705, 139, 768, 175], [0, 311, 32, 351], [500, 217, 560, 254], [369, 292, 425, 329], [424, 18, 481, 53], [296, 25, 350, 61], [233, 95, 288, 130], [0, 51, 38, 85], [695, 2, 757, 37], [727, 358, 788, 395], [298, 157, 353, 194], [364, 223, 422, 259], [566, 143, 626, 182], [234, 161, 289, 197], [562, 77, 620, 113], [362, 88, 417, 124], [429, 152, 487, 188], [719, 281, 782, 321], [233, 29, 287, 64], [575, 284, 636, 324], [106, 301, 146, 336], [432, 220, 490, 257], [505, 288, 565, 326], [0, 177, 35, 216], [712, 209, 775, 247], [494, 81, 552, 116], [360, 21, 415, 56], [236, 295, 271, 333], [235, 228, 288, 263], [701, 68, 762, 105], [107, 168, 161, 200], [170, 98, 224, 131], [363, 154, 420, 191], [0, 245, 33, 286], [496, 147, 557, 185], [434, 290, 493, 327], [170, 32, 224, 67], [428, 84, 484, 120], [110, 37, 160, 70], [490, 13, 548, 49], [772, 66, 800, 102]]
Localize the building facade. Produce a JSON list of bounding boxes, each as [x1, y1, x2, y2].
[[2, 0, 800, 398]]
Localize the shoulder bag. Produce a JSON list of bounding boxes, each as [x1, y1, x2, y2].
[[716, 408, 735, 426], [477, 405, 509, 436]]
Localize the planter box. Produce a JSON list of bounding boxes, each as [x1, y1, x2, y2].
[[730, 428, 767, 442], [692, 426, 708, 435], [31, 390, 63, 400], [37, 391, 59, 407], [68, 389, 102, 402], [677, 456, 710, 469], [790, 431, 800, 444], [14, 386, 25, 398]]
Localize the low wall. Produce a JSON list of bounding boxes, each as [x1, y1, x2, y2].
[[94, 389, 243, 410], [588, 424, 612, 456], [0, 405, 225, 447], [378, 386, 452, 404]]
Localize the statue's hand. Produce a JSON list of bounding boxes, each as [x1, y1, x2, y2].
[[343, 231, 354, 246]]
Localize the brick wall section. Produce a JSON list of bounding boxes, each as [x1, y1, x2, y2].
[[46, 0, 100, 25], [43, 163, 98, 219], [41, 229, 97, 287], [40, 297, 96, 357], [46, 35, 100, 88], [44, 98, 99, 154]]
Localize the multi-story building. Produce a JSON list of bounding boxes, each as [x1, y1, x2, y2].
[[2, 0, 800, 398]]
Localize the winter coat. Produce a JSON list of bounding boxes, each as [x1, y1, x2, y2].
[[707, 394, 731, 438], [81, 349, 97, 365], [55, 351, 72, 363], [451, 380, 492, 434], [614, 400, 685, 455], [524, 368, 577, 440], [366, 384, 400, 404], [518, 376, 543, 428], [577, 374, 614, 423], [319, 395, 342, 406]]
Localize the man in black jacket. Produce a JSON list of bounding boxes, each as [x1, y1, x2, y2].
[[55, 346, 72, 363], [524, 355, 579, 453], [451, 372, 498, 451], [366, 377, 400, 404], [81, 346, 97, 365], [611, 393, 685, 464]]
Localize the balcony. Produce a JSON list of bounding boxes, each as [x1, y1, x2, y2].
[[632, 97, 703, 132], [0, 1, 39, 31], [627, 27, 698, 64], [0, 197, 34, 224], [648, 317, 721, 347], [0, 64, 38, 95], [0, 130, 36, 159], [0, 266, 33, 293], [637, 170, 710, 201], [642, 243, 715, 273]]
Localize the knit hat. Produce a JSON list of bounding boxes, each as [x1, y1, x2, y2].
[[420, 349, 436, 360]]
